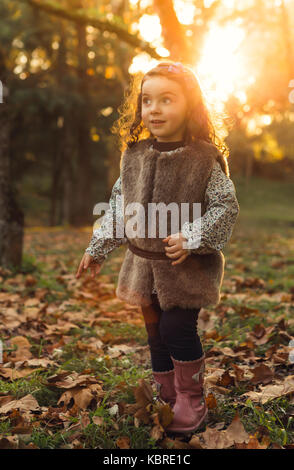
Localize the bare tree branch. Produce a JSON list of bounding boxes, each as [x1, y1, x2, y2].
[[17, 0, 161, 59]]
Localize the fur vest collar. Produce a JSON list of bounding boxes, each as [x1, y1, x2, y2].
[[116, 138, 225, 311]]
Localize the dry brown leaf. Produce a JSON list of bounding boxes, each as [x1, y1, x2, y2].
[[124, 379, 155, 425], [134, 405, 152, 425], [250, 364, 274, 385], [241, 375, 294, 404], [80, 412, 91, 429], [209, 385, 231, 395], [24, 298, 40, 308], [107, 344, 137, 358], [24, 275, 38, 287], [200, 413, 249, 449], [150, 423, 164, 441], [204, 368, 226, 387], [0, 394, 40, 415], [0, 308, 21, 329], [116, 436, 130, 449], [251, 324, 266, 339], [46, 370, 71, 384], [225, 413, 250, 444], [133, 379, 154, 407], [235, 435, 269, 449], [20, 358, 55, 368], [248, 326, 275, 346], [57, 384, 103, 410], [0, 435, 19, 449], [200, 426, 233, 449], [160, 436, 192, 449], [0, 395, 15, 406], [9, 336, 32, 361], [50, 372, 100, 389], [189, 435, 204, 448], [217, 370, 235, 387], [44, 320, 80, 335], [0, 367, 36, 381], [9, 409, 33, 434], [150, 403, 173, 428], [231, 364, 246, 383], [204, 329, 221, 340], [206, 393, 217, 409]]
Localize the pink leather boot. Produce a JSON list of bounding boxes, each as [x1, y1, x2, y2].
[[165, 354, 208, 434], [153, 369, 176, 407]]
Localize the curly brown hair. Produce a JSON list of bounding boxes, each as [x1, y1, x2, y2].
[[111, 60, 231, 177]]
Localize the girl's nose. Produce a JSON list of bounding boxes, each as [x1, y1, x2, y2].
[[150, 101, 161, 113]]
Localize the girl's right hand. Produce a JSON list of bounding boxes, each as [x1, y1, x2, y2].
[[76, 253, 102, 279]]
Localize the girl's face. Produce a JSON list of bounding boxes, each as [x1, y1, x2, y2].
[[141, 75, 189, 142]]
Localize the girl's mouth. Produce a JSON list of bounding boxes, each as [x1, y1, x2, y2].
[[151, 120, 165, 126]]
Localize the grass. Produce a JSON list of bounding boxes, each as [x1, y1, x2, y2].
[[233, 175, 294, 229]]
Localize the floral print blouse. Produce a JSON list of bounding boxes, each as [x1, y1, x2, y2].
[[85, 142, 240, 295]]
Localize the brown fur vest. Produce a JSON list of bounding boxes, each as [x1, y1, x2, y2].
[[115, 138, 225, 311]]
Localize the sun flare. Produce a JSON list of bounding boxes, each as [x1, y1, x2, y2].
[[130, 15, 253, 109], [196, 22, 247, 103]]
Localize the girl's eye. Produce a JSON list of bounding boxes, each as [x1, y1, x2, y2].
[[142, 97, 171, 105]]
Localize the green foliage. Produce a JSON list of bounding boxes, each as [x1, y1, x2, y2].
[[242, 398, 294, 446], [30, 427, 70, 449]]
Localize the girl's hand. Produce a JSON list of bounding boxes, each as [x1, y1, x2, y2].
[[163, 232, 191, 266], [76, 253, 102, 279]]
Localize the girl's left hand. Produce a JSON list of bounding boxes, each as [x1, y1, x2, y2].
[[163, 232, 191, 266]]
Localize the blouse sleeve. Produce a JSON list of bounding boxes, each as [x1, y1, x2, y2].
[[84, 176, 127, 264], [181, 161, 240, 255]]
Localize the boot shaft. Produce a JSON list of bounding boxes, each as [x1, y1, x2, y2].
[[172, 354, 206, 394]]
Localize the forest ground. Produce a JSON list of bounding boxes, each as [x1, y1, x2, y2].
[[0, 175, 293, 449]]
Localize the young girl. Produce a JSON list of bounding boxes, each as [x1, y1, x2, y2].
[[76, 61, 240, 435]]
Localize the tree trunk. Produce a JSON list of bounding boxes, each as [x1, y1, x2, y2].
[[49, 128, 64, 226], [0, 62, 24, 268], [71, 21, 93, 226], [49, 21, 73, 226], [153, 0, 190, 62], [62, 115, 76, 225]]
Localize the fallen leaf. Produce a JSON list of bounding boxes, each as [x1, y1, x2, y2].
[[199, 413, 249, 449], [0, 368, 36, 381], [241, 375, 294, 404], [116, 436, 130, 449], [205, 393, 217, 409], [250, 364, 274, 385], [0, 394, 40, 416], [0, 435, 19, 449], [225, 413, 250, 444]]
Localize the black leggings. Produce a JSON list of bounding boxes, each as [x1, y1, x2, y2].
[[141, 293, 204, 372]]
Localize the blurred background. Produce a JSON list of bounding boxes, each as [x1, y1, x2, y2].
[[0, 0, 294, 268]]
